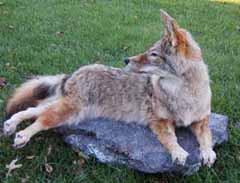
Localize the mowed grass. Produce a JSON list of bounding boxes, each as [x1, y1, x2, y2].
[[0, 0, 240, 182]]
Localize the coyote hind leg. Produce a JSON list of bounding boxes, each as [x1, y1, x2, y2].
[[3, 105, 47, 136], [13, 97, 76, 149]]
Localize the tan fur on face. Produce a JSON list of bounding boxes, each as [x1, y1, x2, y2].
[[128, 53, 148, 64]]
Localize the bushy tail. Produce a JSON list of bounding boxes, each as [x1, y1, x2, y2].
[[6, 74, 67, 119]]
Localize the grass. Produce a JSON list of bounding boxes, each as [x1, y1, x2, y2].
[[0, 0, 240, 182]]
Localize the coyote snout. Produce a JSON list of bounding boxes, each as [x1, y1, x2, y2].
[[124, 52, 165, 74], [124, 58, 130, 65]]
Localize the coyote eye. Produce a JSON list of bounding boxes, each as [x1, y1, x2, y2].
[[150, 52, 158, 57]]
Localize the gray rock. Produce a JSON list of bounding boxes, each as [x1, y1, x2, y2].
[[57, 113, 228, 175]]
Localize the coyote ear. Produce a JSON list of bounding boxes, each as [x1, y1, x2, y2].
[[160, 9, 180, 47]]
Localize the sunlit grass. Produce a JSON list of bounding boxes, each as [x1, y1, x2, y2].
[[211, 0, 240, 4]]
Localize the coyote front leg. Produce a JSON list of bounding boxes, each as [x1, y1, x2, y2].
[[13, 98, 75, 149], [191, 116, 216, 167], [150, 120, 189, 165]]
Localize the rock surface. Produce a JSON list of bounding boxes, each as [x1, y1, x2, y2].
[[58, 113, 228, 175]]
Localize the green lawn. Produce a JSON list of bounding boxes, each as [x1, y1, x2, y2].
[[0, 0, 240, 182]]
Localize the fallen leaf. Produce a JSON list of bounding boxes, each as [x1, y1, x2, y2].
[[43, 145, 53, 174], [5, 62, 10, 67], [26, 155, 35, 160], [9, 25, 14, 29], [0, 77, 7, 88], [6, 158, 22, 177], [74, 159, 85, 167], [79, 159, 85, 166], [47, 145, 52, 156], [44, 163, 53, 174], [123, 46, 129, 51], [56, 31, 64, 37], [73, 159, 85, 173]]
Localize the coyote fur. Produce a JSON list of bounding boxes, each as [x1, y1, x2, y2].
[[3, 10, 216, 167]]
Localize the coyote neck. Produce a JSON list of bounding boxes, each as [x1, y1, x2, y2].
[[152, 59, 211, 126], [166, 55, 209, 85], [182, 60, 210, 87]]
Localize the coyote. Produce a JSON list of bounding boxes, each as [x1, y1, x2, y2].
[[3, 10, 216, 167]]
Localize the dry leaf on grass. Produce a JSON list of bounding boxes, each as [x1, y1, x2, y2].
[[47, 145, 52, 156], [5, 62, 17, 71], [73, 159, 85, 173], [123, 46, 130, 51], [78, 159, 85, 167], [5, 62, 10, 67], [56, 31, 64, 37], [43, 145, 54, 174], [6, 158, 22, 176], [73, 159, 85, 167], [26, 155, 35, 160], [44, 163, 53, 174]]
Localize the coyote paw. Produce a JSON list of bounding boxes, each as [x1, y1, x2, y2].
[[200, 149, 216, 167], [171, 148, 189, 165], [13, 131, 30, 149], [3, 119, 17, 136]]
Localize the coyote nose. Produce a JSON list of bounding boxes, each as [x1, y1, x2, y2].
[[124, 58, 130, 65]]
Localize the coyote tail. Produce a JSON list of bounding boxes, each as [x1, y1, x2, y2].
[[6, 75, 67, 119]]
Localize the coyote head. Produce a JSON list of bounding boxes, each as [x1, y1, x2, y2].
[[124, 10, 203, 76]]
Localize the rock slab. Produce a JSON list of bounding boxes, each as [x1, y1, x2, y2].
[[58, 113, 228, 175]]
